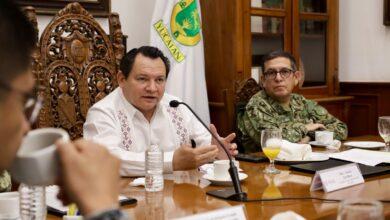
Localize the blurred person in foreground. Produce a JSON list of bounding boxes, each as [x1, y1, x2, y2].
[[0, 1, 127, 219]]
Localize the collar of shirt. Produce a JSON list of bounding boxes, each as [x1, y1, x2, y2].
[[118, 88, 163, 122], [261, 90, 304, 114]]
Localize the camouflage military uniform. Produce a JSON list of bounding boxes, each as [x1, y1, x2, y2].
[[237, 90, 348, 153], [0, 170, 11, 192]]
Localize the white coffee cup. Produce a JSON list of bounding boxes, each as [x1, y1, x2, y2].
[[315, 131, 334, 145], [213, 160, 239, 180], [10, 128, 69, 186], [0, 192, 19, 220]]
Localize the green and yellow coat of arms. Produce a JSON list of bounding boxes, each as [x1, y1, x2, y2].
[[153, 0, 202, 62], [170, 0, 201, 46]]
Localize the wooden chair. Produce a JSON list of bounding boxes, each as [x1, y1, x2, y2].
[[234, 78, 262, 152], [24, 3, 125, 139], [235, 78, 262, 106]]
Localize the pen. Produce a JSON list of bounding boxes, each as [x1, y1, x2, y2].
[[191, 139, 196, 148]]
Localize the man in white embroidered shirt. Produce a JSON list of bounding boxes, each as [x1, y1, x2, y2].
[[84, 46, 238, 176]]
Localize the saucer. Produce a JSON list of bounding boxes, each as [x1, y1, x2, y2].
[[275, 152, 329, 165], [202, 173, 248, 186], [199, 163, 243, 174], [344, 141, 386, 149], [309, 141, 331, 147]]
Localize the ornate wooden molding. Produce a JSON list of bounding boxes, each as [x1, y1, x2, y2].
[[16, 0, 110, 18], [56, 2, 94, 19], [109, 13, 125, 67]]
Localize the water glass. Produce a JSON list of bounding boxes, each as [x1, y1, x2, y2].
[[261, 129, 282, 174], [378, 116, 390, 151]]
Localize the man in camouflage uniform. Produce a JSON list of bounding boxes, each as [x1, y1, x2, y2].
[[237, 51, 347, 153]]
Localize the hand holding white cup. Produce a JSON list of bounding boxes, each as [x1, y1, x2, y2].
[[10, 128, 69, 186]]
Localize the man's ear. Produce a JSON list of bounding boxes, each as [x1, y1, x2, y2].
[[293, 70, 301, 87], [117, 70, 125, 87], [260, 75, 266, 88]]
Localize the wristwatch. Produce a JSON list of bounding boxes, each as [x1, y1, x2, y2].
[[307, 131, 315, 141]]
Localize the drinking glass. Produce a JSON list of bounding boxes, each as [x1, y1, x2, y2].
[[261, 129, 282, 174], [337, 198, 384, 220], [378, 116, 390, 151]]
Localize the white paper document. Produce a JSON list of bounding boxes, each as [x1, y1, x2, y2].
[[174, 205, 246, 220], [330, 149, 390, 166]]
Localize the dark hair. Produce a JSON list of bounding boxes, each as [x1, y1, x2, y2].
[[0, 0, 37, 83], [260, 50, 297, 72], [119, 46, 170, 78]]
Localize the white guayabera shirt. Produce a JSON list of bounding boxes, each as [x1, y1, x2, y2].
[[83, 88, 211, 177]]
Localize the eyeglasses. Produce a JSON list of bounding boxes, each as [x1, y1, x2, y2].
[[263, 68, 295, 80], [0, 81, 43, 124]]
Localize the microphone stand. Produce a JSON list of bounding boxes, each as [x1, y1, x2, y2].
[[169, 100, 247, 201]]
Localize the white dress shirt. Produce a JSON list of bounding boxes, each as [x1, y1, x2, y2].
[[83, 88, 211, 176]]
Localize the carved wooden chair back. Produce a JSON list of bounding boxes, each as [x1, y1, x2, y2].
[[235, 78, 262, 111], [235, 78, 262, 152], [24, 3, 124, 139]]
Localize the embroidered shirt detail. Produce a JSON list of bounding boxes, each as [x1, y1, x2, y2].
[[118, 110, 132, 151], [167, 107, 189, 145]]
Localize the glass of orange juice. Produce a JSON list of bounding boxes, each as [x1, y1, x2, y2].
[[261, 128, 282, 174]]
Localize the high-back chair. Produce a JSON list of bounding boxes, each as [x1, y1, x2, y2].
[[24, 3, 125, 139], [235, 78, 262, 152]]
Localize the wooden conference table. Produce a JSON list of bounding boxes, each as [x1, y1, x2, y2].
[[48, 136, 390, 219]]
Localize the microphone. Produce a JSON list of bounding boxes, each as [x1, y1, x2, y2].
[[169, 100, 247, 202]]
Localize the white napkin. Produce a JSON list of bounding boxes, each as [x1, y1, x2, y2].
[[277, 140, 312, 160], [271, 211, 306, 220], [129, 177, 145, 187], [325, 140, 341, 150]]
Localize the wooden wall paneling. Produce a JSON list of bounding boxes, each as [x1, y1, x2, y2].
[[201, 0, 242, 136], [327, 0, 337, 96], [291, 0, 300, 62], [333, 0, 340, 95], [346, 94, 379, 136], [298, 86, 329, 96], [317, 98, 352, 125], [340, 82, 390, 136], [243, 0, 252, 79], [384, 0, 390, 25], [284, 0, 293, 52], [208, 89, 235, 137], [235, 0, 245, 80], [377, 89, 390, 117], [295, 0, 338, 97]]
